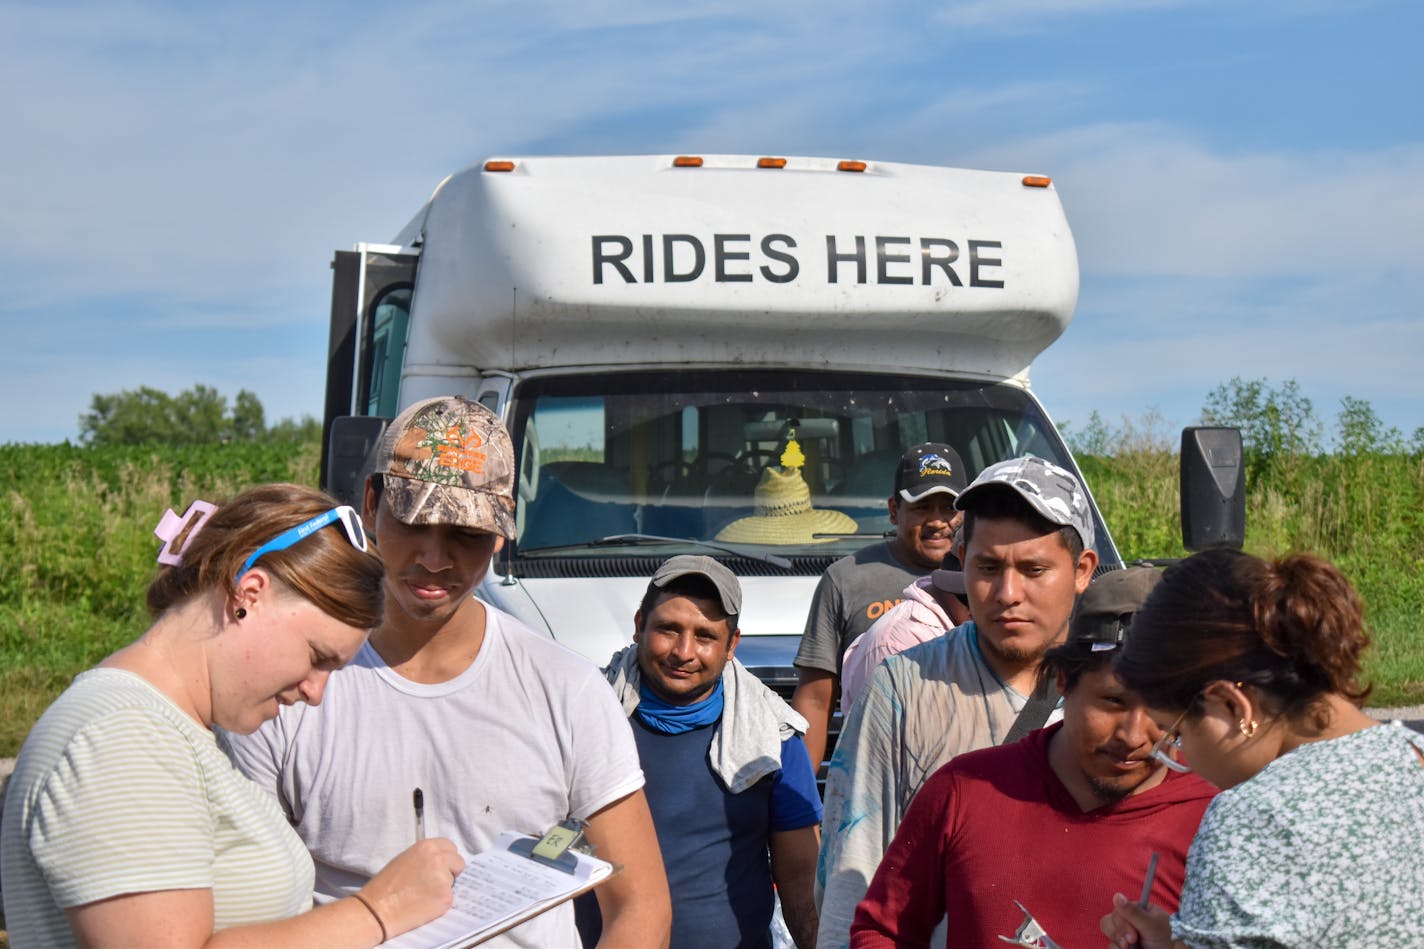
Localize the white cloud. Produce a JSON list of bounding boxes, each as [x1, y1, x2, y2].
[[936, 0, 1195, 29], [929, 0, 1352, 31], [1034, 266, 1424, 439], [0, 1, 922, 310], [956, 125, 1424, 280]]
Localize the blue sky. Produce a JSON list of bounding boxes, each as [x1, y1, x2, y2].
[[2, 0, 1420, 446]]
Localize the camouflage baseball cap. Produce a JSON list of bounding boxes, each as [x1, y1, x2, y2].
[[954, 455, 1095, 550], [373, 396, 516, 538]]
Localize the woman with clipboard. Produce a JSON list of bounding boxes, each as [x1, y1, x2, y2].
[[2, 484, 464, 948]]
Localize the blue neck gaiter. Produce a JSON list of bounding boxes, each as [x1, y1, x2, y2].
[[636, 678, 725, 734]]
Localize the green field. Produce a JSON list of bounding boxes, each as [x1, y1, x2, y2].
[[2, 440, 1421, 757], [0, 441, 322, 756]]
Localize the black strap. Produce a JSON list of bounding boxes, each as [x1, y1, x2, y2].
[[1000, 677, 1058, 745]]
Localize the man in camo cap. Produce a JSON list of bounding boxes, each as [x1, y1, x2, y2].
[[373, 396, 518, 535], [228, 396, 672, 948], [816, 455, 1098, 947], [956, 454, 1095, 553]]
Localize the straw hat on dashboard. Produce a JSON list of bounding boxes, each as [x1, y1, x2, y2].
[[715, 464, 858, 546]]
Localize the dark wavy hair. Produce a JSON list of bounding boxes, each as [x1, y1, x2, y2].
[[146, 483, 385, 631], [1038, 642, 1115, 696], [1115, 547, 1372, 719]]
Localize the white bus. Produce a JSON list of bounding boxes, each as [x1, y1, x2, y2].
[[319, 153, 1240, 763]]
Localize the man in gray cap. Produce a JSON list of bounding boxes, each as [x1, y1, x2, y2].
[[850, 566, 1215, 947], [601, 555, 823, 948], [816, 455, 1100, 948], [227, 396, 671, 949]]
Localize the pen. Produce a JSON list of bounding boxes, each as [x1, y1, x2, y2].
[[1138, 851, 1159, 908], [414, 788, 425, 842]]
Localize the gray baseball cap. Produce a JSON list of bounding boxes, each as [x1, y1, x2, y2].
[[372, 396, 517, 539], [1068, 565, 1163, 651], [649, 555, 743, 617], [955, 455, 1095, 550]]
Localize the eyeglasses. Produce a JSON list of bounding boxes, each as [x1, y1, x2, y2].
[[236, 506, 369, 580], [1149, 705, 1194, 774]]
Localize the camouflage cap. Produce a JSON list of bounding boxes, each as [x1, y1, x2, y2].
[[955, 454, 1095, 550], [1068, 565, 1163, 650], [373, 396, 516, 539]]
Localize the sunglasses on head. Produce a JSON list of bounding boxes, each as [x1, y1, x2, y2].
[[236, 506, 369, 581]]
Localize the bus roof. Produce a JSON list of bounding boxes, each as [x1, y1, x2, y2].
[[394, 154, 1078, 381]]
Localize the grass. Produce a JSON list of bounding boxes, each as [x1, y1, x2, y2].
[[1080, 449, 1424, 706], [0, 440, 320, 757], [1, 440, 1421, 758]]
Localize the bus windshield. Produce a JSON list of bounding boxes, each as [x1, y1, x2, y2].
[[509, 369, 1114, 565]]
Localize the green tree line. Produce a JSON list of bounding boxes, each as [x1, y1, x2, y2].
[[79, 384, 320, 446], [1065, 377, 1423, 475]]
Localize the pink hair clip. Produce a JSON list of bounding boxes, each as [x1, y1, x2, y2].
[[154, 500, 218, 566]]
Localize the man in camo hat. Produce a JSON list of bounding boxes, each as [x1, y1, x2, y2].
[[372, 396, 519, 533], [228, 396, 672, 948]]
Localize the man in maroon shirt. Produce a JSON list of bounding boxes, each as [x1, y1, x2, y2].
[[849, 567, 1216, 948]]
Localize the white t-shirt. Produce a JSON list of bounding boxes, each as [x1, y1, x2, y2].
[[2, 669, 312, 949], [224, 603, 644, 948]]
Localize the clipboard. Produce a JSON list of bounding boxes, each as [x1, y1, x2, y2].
[[383, 827, 618, 949], [506, 817, 591, 873]]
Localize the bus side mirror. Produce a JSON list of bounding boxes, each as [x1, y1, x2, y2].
[[1180, 426, 1245, 551], [325, 415, 391, 508]]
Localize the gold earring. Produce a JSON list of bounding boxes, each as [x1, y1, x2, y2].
[[1238, 719, 1258, 738], [234, 607, 247, 620]]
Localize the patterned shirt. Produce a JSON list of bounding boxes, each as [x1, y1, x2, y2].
[[1173, 722, 1424, 948]]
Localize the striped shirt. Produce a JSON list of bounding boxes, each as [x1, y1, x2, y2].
[[1, 668, 313, 948]]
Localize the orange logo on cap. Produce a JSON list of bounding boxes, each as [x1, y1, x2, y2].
[[435, 426, 487, 473]]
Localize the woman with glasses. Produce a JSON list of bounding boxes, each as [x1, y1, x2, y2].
[[1, 483, 464, 949], [1101, 546, 1424, 948]]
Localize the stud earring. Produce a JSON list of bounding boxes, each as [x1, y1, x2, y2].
[[234, 607, 247, 620], [1238, 719, 1258, 738]]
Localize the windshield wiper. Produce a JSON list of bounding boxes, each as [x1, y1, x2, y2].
[[518, 532, 794, 569]]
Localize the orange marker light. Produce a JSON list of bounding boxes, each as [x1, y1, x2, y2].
[[1022, 175, 1052, 188], [673, 156, 704, 167], [837, 160, 867, 173], [483, 160, 516, 173], [757, 157, 787, 169]]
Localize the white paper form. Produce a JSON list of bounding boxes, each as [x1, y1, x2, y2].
[[385, 832, 612, 949]]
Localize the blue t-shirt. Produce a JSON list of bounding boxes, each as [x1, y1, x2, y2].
[[630, 719, 820, 947]]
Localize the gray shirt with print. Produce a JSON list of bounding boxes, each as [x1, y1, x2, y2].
[[795, 541, 926, 676]]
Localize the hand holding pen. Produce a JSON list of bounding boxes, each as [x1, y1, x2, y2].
[[1100, 852, 1175, 949]]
